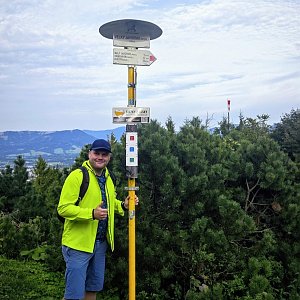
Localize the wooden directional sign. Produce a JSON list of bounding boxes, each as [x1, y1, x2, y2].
[[113, 48, 156, 66], [112, 107, 150, 124]]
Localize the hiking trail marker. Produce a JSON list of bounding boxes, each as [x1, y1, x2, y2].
[[113, 48, 156, 66], [99, 19, 162, 300]]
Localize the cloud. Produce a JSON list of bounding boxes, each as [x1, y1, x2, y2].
[[0, 0, 299, 131]]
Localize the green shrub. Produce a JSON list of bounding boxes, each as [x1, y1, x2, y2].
[[0, 256, 64, 299]]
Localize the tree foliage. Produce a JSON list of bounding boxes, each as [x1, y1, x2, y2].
[[0, 110, 299, 299], [271, 108, 300, 162]]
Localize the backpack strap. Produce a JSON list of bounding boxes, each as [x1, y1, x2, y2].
[[75, 166, 89, 205], [57, 166, 90, 223]]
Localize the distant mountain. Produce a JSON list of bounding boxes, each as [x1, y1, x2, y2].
[[83, 127, 125, 140], [0, 127, 125, 168]]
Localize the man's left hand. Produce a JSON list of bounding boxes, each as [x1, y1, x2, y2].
[[123, 195, 139, 210]]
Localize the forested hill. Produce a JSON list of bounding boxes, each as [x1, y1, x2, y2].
[[0, 127, 125, 168]]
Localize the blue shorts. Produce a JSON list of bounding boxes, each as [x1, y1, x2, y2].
[[62, 240, 108, 300]]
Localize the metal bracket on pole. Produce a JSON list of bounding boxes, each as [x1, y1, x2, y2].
[[125, 186, 139, 191], [126, 166, 138, 179], [128, 99, 135, 106], [126, 124, 138, 132]]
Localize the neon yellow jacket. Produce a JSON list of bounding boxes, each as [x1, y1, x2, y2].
[[57, 160, 124, 253]]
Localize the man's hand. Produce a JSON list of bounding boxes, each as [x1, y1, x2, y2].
[[123, 195, 139, 210], [93, 202, 108, 220]]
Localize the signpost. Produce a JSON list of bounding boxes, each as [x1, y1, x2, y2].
[[99, 19, 162, 300]]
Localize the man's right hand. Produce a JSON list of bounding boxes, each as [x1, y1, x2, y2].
[[93, 202, 108, 220]]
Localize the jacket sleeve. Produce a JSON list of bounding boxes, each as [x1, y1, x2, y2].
[[115, 199, 125, 216], [107, 172, 124, 217], [57, 169, 94, 221]]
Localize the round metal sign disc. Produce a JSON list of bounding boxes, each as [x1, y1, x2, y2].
[[99, 19, 162, 40]]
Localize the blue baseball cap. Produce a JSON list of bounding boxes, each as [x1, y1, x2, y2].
[[90, 139, 112, 153]]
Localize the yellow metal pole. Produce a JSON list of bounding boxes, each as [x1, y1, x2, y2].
[[128, 178, 136, 300], [128, 66, 135, 106], [128, 65, 136, 300]]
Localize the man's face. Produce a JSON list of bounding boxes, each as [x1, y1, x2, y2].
[[88, 150, 111, 173]]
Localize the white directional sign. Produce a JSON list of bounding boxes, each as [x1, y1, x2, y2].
[[112, 107, 150, 124], [113, 48, 156, 66], [113, 34, 150, 48]]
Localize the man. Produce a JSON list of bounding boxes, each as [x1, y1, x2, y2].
[[57, 139, 138, 300]]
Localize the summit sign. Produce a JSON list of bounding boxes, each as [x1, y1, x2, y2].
[[113, 34, 150, 48]]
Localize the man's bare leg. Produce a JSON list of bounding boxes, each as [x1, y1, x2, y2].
[[84, 291, 97, 300]]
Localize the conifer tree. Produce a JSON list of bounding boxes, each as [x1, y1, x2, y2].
[[271, 108, 300, 162]]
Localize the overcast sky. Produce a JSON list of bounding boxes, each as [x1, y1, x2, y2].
[[1, 0, 299, 132]]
